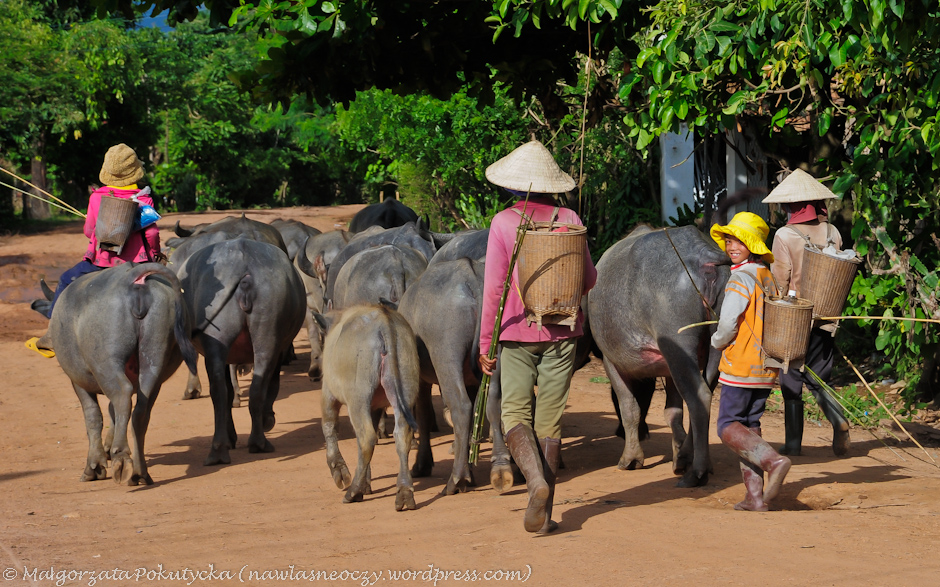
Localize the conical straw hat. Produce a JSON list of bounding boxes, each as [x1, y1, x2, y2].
[[762, 168, 837, 203], [485, 141, 576, 193]]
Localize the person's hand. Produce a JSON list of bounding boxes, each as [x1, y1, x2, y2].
[[153, 251, 169, 266], [479, 353, 497, 376]]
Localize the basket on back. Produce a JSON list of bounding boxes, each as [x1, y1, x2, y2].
[[95, 194, 138, 255], [763, 296, 814, 374], [800, 245, 861, 319], [516, 221, 586, 330]]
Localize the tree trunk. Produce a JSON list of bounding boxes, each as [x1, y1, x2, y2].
[[27, 135, 51, 220]]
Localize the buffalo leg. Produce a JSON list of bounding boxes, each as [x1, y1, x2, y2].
[[605, 356, 655, 470], [130, 373, 162, 486], [247, 359, 277, 454], [433, 351, 474, 495], [411, 380, 434, 477], [661, 340, 713, 487], [393, 407, 416, 511], [182, 367, 202, 400], [663, 376, 689, 475], [204, 340, 236, 466], [344, 399, 376, 503], [488, 355, 513, 494], [73, 383, 108, 481], [321, 385, 351, 490], [105, 374, 135, 485]]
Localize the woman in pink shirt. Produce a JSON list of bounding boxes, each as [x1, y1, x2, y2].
[[478, 140, 596, 534], [27, 144, 162, 357]]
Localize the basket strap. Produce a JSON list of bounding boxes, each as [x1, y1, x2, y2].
[[550, 206, 559, 224], [786, 225, 820, 250]]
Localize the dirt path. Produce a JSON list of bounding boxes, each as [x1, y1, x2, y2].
[[2, 206, 940, 587]]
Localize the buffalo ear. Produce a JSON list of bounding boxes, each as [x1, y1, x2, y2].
[[378, 297, 398, 311], [313, 312, 333, 332]]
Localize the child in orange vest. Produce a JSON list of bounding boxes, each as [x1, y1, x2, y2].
[[710, 212, 791, 511]]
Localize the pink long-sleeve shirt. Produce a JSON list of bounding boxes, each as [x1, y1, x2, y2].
[[479, 196, 597, 353], [83, 185, 160, 267]]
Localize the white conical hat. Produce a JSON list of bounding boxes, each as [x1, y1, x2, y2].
[[762, 168, 837, 203], [485, 140, 576, 193]]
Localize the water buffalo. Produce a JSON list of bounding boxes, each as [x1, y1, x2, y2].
[[176, 237, 306, 465], [37, 263, 199, 484], [294, 230, 352, 380], [323, 222, 436, 307], [331, 244, 428, 310], [588, 224, 729, 488], [397, 258, 514, 494], [427, 229, 489, 266], [270, 218, 322, 261], [315, 304, 420, 510], [348, 199, 419, 233], [168, 215, 289, 402]]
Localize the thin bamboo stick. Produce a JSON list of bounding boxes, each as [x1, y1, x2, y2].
[[678, 314, 940, 334], [838, 355, 938, 466], [469, 190, 532, 466], [0, 180, 86, 218], [0, 167, 85, 217]]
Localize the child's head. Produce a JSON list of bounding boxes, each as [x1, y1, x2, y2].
[[709, 212, 774, 264]]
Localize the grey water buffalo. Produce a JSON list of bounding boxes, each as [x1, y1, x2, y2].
[[176, 237, 306, 465], [397, 257, 514, 494], [588, 224, 729, 487], [37, 263, 199, 485], [294, 230, 352, 380], [427, 229, 489, 266], [315, 304, 421, 510], [323, 222, 436, 307], [168, 215, 289, 402], [348, 199, 419, 233], [331, 244, 428, 310], [270, 218, 322, 261]]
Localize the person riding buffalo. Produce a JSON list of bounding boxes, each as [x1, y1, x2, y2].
[[27, 143, 164, 358]]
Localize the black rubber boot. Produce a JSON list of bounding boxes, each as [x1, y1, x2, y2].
[[811, 389, 851, 456], [779, 400, 804, 456], [537, 438, 560, 534], [505, 424, 549, 532]]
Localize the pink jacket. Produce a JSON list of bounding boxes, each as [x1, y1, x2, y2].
[[83, 186, 160, 267], [479, 197, 597, 352]]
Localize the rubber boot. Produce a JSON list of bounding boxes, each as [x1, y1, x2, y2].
[[537, 437, 560, 534], [735, 460, 768, 512], [812, 389, 851, 456], [505, 424, 549, 532], [779, 400, 804, 456], [720, 422, 791, 506]]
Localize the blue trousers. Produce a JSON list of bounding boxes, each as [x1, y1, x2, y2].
[[716, 384, 771, 438], [47, 260, 104, 318]]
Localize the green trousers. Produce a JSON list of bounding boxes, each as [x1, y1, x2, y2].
[[499, 339, 578, 440]]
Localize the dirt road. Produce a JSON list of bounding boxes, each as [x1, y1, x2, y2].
[[2, 206, 940, 587]]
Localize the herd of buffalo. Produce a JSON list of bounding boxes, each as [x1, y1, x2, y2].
[[36, 198, 735, 508]]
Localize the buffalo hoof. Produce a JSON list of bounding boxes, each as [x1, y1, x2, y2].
[[248, 439, 275, 454], [111, 456, 136, 485], [396, 487, 416, 511], [673, 453, 692, 475], [182, 389, 201, 400], [442, 470, 474, 496], [331, 464, 352, 490], [342, 489, 365, 504], [617, 456, 644, 470], [676, 469, 708, 488], [307, 368, 321, 382], [263, 413, 276, 433], [204, 446, 232, 466], [410, 460, 433, 478], [80, 463, 107, 482], [231, 394, 241, 409], [490, 463, 514, 494]]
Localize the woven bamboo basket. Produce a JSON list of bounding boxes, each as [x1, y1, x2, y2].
[[516, 221, 586, 330], [95, 195, 138, 255], [800, 245, 861, 319], [763, 296, 814, 373]]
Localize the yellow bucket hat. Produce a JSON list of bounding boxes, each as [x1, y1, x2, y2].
[[710, 212, 774, 264]]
